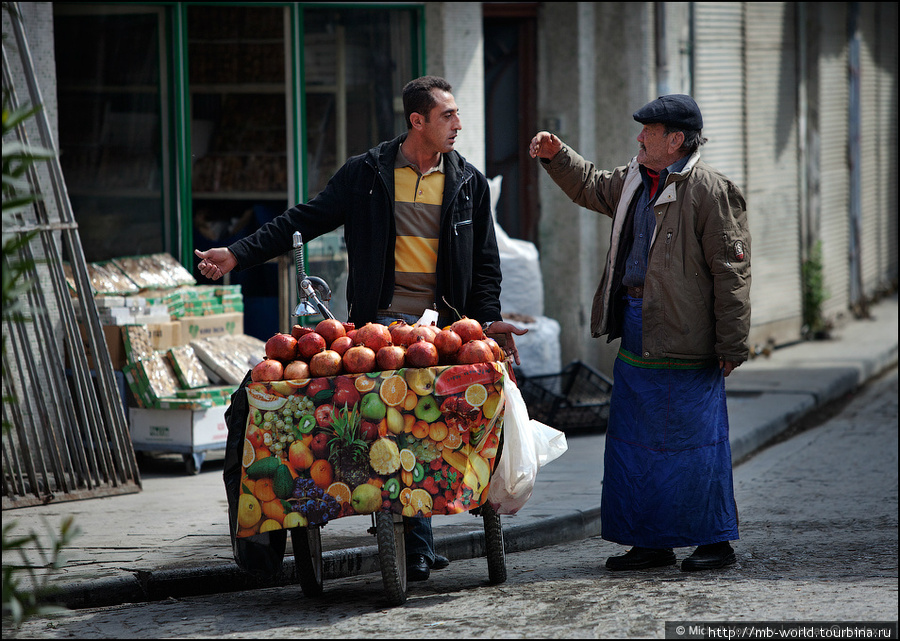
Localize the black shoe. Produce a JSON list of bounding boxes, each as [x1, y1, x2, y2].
[[406, 554, 431, 582], [606, 547, 677, 571], [431, 554, 450, 570], [681, 542, 736, 571]]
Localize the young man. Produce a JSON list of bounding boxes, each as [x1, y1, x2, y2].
[[198, 75, 526, 581]]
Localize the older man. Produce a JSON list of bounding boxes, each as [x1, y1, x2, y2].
[[529, 95, 751, 571]]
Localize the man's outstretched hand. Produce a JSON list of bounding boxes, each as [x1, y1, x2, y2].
[[529, 131, 563, 160], [485, 321, 529, 366], [194, 248, 237, 281]]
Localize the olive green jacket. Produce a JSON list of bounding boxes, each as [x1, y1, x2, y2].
[[541, 145, 752, 363]]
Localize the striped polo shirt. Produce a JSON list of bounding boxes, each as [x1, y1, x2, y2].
[[390, 148, 444, 316]]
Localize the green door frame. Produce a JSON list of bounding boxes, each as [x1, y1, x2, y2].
[[170, 3, 192, 267], [166, 1, 426, 270]]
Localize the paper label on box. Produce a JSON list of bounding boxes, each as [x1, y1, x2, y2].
[[148, 424, 171, 439], [181, 313, 242, 341]]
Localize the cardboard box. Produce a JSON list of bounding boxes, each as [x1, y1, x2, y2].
[[123, 362, 152, 408], [76, 323, 127, 370], [179, 313, 243, 342], [129, 405, 229, 453], [75, 321, 182, 370], [147, 321, 182, 350], [124, 353, 180, 407]]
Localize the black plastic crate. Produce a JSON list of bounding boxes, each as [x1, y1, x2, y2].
[[515, 360, 613, 432]]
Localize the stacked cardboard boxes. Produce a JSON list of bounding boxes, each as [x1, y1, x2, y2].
[[68, 254, 256, 371], [66, 253, 270, 460]]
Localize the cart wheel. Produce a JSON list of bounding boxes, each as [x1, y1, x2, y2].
[[291, 525, 324, 597], [481, 502, 507, 584], [183, 452, 203, 475], [375, 511, 407, 605]]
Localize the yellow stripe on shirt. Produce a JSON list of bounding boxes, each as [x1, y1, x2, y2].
[[395, 236, 439, 273], [394, 166, 443, 205]]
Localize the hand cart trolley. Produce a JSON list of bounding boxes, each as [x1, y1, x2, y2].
[[221, 232, 507, 606], [224, 361, 509, 606]]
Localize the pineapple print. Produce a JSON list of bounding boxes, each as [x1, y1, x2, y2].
[[325, 405, 371, 489], [369, 437, 401, 475]]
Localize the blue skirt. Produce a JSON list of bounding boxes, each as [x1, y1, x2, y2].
[[600, 296, 739, 548]]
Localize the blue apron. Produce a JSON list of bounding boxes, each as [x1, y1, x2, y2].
[[600, 295, 739, 548]]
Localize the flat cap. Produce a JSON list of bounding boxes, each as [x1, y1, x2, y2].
[[633, 94, 703, 130]]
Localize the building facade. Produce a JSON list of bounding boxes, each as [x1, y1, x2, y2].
[[5, 1, 897, 377]]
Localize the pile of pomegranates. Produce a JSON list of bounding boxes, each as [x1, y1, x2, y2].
[[251, 317, 503, 382]]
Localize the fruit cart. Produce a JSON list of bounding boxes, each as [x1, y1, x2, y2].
[[221, 233, 508, 604], [223, 361, 509, 606]]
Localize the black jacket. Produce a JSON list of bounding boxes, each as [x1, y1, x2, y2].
[[229, 134, 503, 328]]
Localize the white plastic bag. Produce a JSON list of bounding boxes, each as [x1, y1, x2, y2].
[[487, 370, 568, 514]]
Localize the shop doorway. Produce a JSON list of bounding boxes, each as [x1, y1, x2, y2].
[[185, 4, 290, 341], [483, 3, 539, 245]]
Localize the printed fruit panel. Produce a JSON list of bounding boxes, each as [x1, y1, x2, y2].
[[235, 362, 506, 538]]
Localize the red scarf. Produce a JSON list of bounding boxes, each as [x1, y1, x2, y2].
[[647, 169, 660, 200]]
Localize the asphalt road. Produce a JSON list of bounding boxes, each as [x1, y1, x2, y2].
[[5, 367, 897, 640]]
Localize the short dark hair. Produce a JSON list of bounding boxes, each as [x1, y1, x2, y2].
[[664, 125, 708, 155], [402, 76, 453, 129]]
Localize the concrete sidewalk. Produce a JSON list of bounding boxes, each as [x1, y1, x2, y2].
[[6, 295, 897, 610]]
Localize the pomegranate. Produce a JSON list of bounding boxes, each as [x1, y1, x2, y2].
[[409, 324, 437, 344], [434, 328, 462, 362], [484, 336, 503, 362], [309, 350, 342, 377], [346, 329, 358, 343], [341, 322, 356, 334], [376, 345, 406, 371], [389, 320, 416, 347], [342, 345, 377, 374], [330, 335, 354, 357], [451, 317, 485, 343], [283, 359, 310, 380], [355, 322, 392, 352], [406, 336, 439, 368], [291, 324, 315, 339], [297, 332, 327, 360], [265, 333, 298, 362], [315, 318, 346, 346], [251, 358, 284, 382], [456, 339, 495, 364]]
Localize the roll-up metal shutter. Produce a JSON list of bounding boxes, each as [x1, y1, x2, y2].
[[694, 3, 803, 347], [692, 2, 746, 190], [743, 2, 803, 341], [816, 2, 851, 322], [856, 3, 878, 297], [876, 3, 899, 285], [858, 2, 898, 297]]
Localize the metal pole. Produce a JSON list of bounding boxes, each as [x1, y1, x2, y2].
[[7, 2, 140, 491]]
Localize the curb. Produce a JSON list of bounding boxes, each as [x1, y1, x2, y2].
[[50, 507, 604, 610]]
